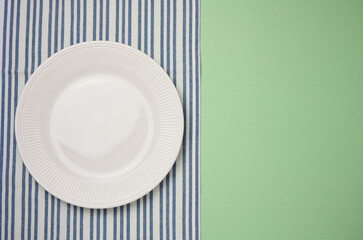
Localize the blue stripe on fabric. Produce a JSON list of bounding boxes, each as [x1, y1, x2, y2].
[[172, 5, 177, 239], [121, 0, 126, 43], [57, 199, 61, 240], [32, 1, 39, 224], [22, 0, 30, 76], [44, 1, 53, 237], [51, 196, 55, 240], [120, 206, 124, 240], [44, 193, 49, 240], [150, 0, 154, 58], [79, 1, 86, 236], [143, 196, 147, 240], [127, 0, 131, 45], [80, 207, 84, 240], [5, 0, 15, 237], [166, 0, 170, 75], [115, 0, 119, 42], [21, 166, 26, 240], [38, 0, 44, 65], [188, 1, 194, 239], [54, 1, 61, 238], [77, 0, 81, 43], [121, 0, 125, 43], [83, 0, 87, 41], [73, 206, 77, 240], [70, 0, 74, 45], [30, 0, 36, 72], [172, 0, 177, 86], [173, 87, 177, 238], [160, 8, 166, 240], [149, 191, 153, 240], [159, 182, 164, 240], [103, 209, 107, 239], [144, 0, 148, 53], [0, 3, 8, 234], [172, 167, 176, 240], [90, 209, 94, 240], [166, 2, 171, 238], [113, 208, 117, 239], [149, 2, 154, 238], [66, 204, 71, 240], [99, 0, 103, 40], [11, 0, 21, 238], [48, 0, 53, 57], [126, 204, 130, 240], [160, 0, 164, 67], [83, 17, 122, 240], [126, 6, 132, 238], [34, 184, 39, 240], [195, 2, 200, 239], [93, 0, 97, 40], [182, 0, 187, 239], [137, 0, 141, 50], [137, 199, 140, 240], [61, 0, 65, 49], [166, 175, 170, 240], [106, 0, 109, 40], [54, 0, 62, 238], [96, 209, 100, 240], [54, 0, 59, 51], [10, 83, 18, 238], [27, 175, 33, 240]]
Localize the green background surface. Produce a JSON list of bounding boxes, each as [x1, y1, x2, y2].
[[201, 0, 363, 239]]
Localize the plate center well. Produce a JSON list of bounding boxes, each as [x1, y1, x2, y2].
[[49, 73, 154, 177]]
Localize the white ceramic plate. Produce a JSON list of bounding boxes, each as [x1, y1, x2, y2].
[[15, 42, 183, 208]]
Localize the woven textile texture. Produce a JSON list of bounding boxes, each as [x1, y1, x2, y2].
[[0, 0, 200, 239]]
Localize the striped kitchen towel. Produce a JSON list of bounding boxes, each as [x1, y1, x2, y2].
[[0, 0, 200, 239]]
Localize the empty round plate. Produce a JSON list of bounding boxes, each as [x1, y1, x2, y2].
[[15, 42, 184, 208]]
